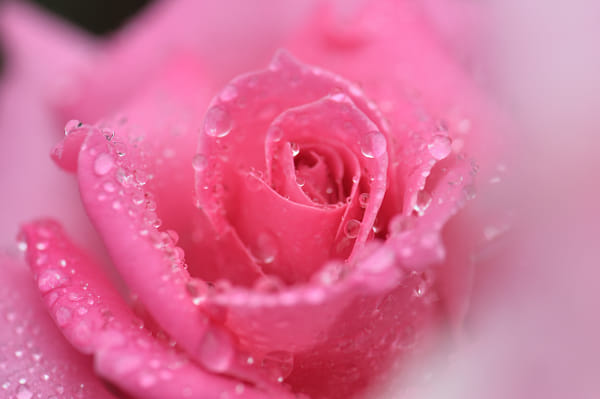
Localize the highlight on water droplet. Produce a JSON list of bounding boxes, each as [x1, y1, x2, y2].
[[428, 134, 452, 160], [360, 131, 386, 158], [203, 106, 232, 138], [94, 153, 114, 176], [289, 142, 300, 157]]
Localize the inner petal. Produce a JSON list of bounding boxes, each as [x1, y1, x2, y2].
[[294, 145, 352, 205]]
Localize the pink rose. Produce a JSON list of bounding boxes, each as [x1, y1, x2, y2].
[[0, 1, 504, 398]]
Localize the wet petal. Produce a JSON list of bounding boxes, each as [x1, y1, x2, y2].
[[20, 220, 294, 399], [0, 254, 116, 399]]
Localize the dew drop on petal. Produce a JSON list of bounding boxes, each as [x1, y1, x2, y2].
[[192, 154, 208, 172], [252, 232, 278, 265], [186, 279, 210, 305], [269, 126, 283, 142], [64, 120, 82, 135], [37, 269, 67, 293], [101, 128, 115, 141], [358, 193, 369, 208], [103, 181, 116, 193], [389, 214, 413, 235], [94, 153, 114, 176], [360, 131, 386, 158], [427, 135, 452, 160], [289, 142, 300, 157], [261, 351, 294, 382], [413, 190, 432, 216], [344, 219, 361, 239], [55, 307, 72, 326], [204, 106, 232, 138], [197, 327, 234, 373], [296, 176, 305, 187], [219, 85, 238, 102]]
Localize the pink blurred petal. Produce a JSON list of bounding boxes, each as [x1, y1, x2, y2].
[[0, 254, 116, 399], [56, 0, 318, 122], [19, 220, 292, 399]]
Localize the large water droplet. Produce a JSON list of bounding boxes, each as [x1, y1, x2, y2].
[[428, 135, 452, 160], [192, 154, 208, 172], [204, 106, 232, 138], [197, 327, 234, 373], [360, 131, 386, 158], [413, 190, 432, 216], [344, 219, 361, 238], [252, 232, 278, 264], [64, 120, 82, 135], [261, 351, 294, 382], [94, 153, 114, 176]]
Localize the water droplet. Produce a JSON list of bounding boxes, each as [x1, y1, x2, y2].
[[103, 181, 116, 193], [389, 214, 413, 234], [94, 153, 114, 176], [112, 200, 122, 211], [413, 190, 432, 216], [352, 175, 360, 184], [16, 384, 33, 399], [135, 170, 150, 185], [251, 232, 278, 264], [64, 120, 82, 135], [192, 154, 208, 172], [219, 85, 238, 102], [35, 242, 48, 251], [197, 327, 234, 372], [269, 126, 283, 142], [428, 135, 452, 160], [344, 219, 361, 238], [55, 306, 72, 326], [261, 351, 294, 382], [358, 193, 369, 208], [463, 185, 476, 200], [204, 106, 232, 138], [330, 92, 349, 102], [360, 131, 386, 158], [296, 176, 305, 187], [101, 128, 115, 141], [254, 275, 284, 293], [289, 142, 300, 157], [138, 372, 156, 388], [2, 382, 10, 390], [114, 142, 127, 157], [37, 269, 67, 293], [186, 279, 210, 305]]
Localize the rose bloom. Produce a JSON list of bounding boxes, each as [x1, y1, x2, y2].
[[9, 1, 596, 399]]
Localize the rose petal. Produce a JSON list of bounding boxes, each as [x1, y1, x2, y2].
[[19, 220, 293, 399], [0, 254, 117, 399]]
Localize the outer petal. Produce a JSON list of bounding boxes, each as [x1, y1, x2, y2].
[[0, 254, 116, 399], [20, 220, 294, 399]]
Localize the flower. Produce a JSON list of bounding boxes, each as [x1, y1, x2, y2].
[[0, 1, 504, 398]]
